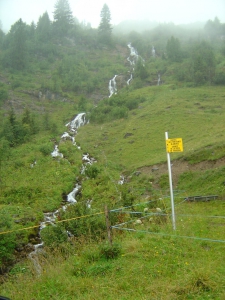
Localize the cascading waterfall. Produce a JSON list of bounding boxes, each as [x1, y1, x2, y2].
[[108, 43, 141, 97], [109, 75, 118, 98], [127, 42, 139, 68], [107, 43, 160, 96], [127, 42, 139, 76], [30, 113, 93, 275], [127, 43, 145, 85]]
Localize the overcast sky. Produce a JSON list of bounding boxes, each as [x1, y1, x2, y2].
[[0, 0, 225, 32]]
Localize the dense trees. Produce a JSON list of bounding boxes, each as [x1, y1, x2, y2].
[[0, 108, 38, 147], [0, 3, 224, 97], [191, 41, 215, 85], [166, 36, 182, 62], [98, 4, 112, 45], [204, 17, 224, 40]]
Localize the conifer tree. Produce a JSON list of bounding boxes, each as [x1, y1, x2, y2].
[[53, 0, 74, 38], [36, 12, 52, 42], [98, 4, 112, 45], [9, 19, 27, 70]]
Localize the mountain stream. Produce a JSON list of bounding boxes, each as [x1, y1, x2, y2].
[[29, 112, 94, 275]]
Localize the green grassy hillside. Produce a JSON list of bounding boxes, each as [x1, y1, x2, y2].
[[1, 83, 225, 299], [78, 85, 225, 168], [0, 14, 225, 299]]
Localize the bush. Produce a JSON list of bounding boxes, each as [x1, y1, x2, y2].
[[11, 80, 21, 90], [213, 70, 225, 84], [0, 88, 8, 104], [85, 164, 100, 179], [39, 143, 53, 156], [60, 203, 106, 240], [99, 242, 122, 260], [40, 224, 68, 248], [0, 209, 17, 269]]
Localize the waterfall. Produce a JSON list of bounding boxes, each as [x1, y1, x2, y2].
[[30, 113, 92, 274], [126, 43, 138, 86], [127, 43, 145, 85], [29, 182, 81, 275], [127, 73, 133, 85], [152, 46, 156, 58], [127, 42, 139, 69], [52, 113, 88, 157], [157, 74, 161, 86], [107, 43, 143, 95], [109, 75, 117, 98], [51, 145, 63, 158], [66, 112, 87, 130]]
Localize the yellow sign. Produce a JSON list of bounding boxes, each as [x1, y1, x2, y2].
[[166, 138, 183, 153]]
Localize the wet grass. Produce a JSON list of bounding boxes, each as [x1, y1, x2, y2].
[[77, 85, 225, 170], [1, 84, 225, 299], [1, 202, 225, 300]]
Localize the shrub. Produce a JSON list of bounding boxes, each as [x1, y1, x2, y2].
[[0, 88, 8, 104], [39, 143, 53, 156], [0, 209, 17, 269], [11, 80, 21, 90], [99, 242, 122, 260], [40, 224, 68, 248], [60, 203, 106, 240], [85, 164, 100, 179]]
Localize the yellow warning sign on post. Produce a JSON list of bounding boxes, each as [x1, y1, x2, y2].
[[166, 138, 183, 153]]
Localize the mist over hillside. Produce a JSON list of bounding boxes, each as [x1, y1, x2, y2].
[[0, 2, 225, 297], [113, 19, 206, 34]]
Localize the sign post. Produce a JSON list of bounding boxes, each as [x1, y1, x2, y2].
[[165, 132, 183, 230]]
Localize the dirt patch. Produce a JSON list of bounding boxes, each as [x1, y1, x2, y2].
[[138, 157, 225, 188]]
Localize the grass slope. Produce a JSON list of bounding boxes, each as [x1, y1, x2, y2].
[[1, 84, 225, 299]]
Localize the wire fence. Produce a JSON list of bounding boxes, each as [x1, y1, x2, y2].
[[1, 195, 225, 244]]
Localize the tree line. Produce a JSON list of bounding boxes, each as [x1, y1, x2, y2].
[[0, 0, 113, 71]]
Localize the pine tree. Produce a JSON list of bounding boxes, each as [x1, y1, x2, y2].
[[0, 27, 4, 49], [98, 4, 112, 45], [9, 19, 27, 70], [53, 0, 74, 38], [36, 12, 52, 42], [3, 109, 25, 146]]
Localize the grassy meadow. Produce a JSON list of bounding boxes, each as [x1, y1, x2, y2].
[[1, 83, 225, 299], [1, 199, 225, 299], [77, 85, 225, 168]]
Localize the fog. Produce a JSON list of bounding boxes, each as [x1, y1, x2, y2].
[[0, 0, 225, 32]]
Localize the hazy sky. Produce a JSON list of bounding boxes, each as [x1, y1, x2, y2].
[[0, 0, 225, 32]]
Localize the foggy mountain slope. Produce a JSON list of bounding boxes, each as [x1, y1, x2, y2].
[[0, 11, 225, 281]]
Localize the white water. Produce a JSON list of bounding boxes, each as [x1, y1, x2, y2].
[[127, 42, 139, 68], [109, 75, 118, 98], [30, 113, 91, 274], [108, 43, 141, 96], [126, 43, 145, 85], [157, 74, 161, 86], [51, 145, 63, 158], [152, 46, 156, 58], [127, 73, 133, 85], [51, 113, 88, 157]]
